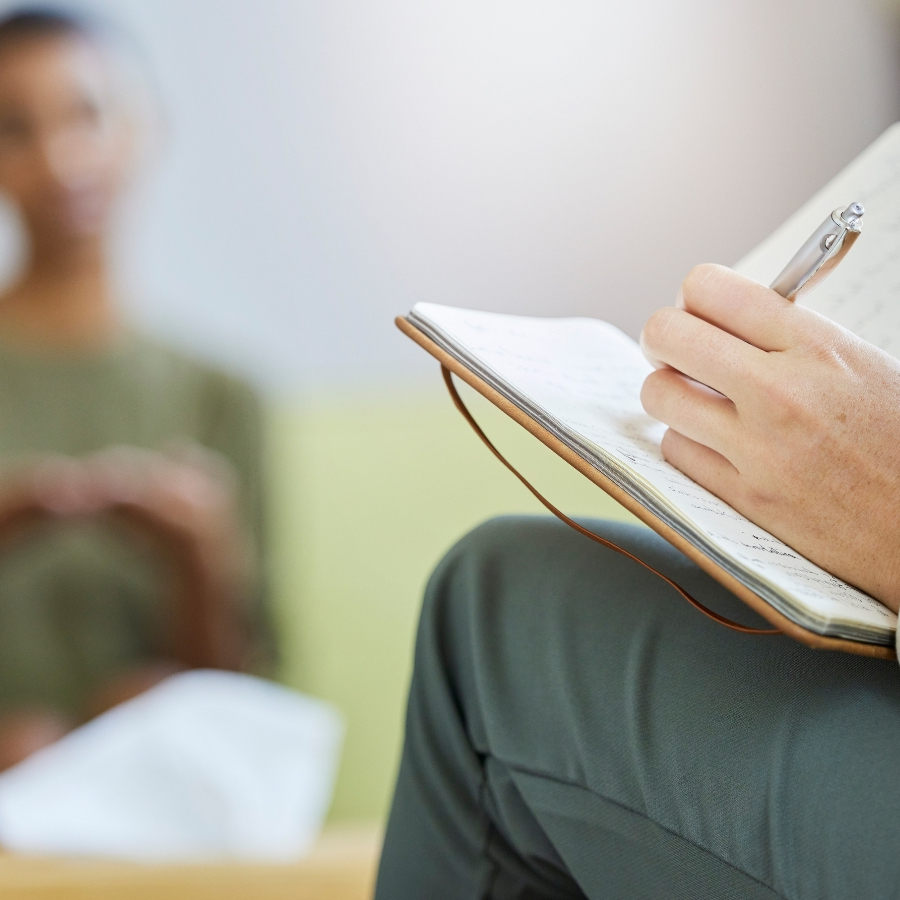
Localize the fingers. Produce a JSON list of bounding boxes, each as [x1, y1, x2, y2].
[[678, 263, 845, 356], [0, 446, 240, 538], [660, 428, 740, 502], [84, 446, 233, 514], [82, 447, 154, 505], [164, 440, 236, 493], [641, 368, 739, 459], [29, 457, 101, 515], [676, 264, 802, 351], [640, 305, 765, 399]]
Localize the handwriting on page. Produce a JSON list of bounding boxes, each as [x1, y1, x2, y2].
[[416, 303, 896, 632], [734, 124, 900, 358], [802, 165, 900, 356]]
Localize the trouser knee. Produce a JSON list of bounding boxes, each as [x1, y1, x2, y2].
[[419, 515, 559, 642]]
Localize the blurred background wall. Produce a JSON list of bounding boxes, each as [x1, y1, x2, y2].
[[0, 0, 897, 822]]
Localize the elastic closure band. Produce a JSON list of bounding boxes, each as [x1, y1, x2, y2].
[[442, 366, 779, 636]]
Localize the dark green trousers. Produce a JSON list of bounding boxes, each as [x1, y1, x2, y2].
[[375, 517, 900, 899]]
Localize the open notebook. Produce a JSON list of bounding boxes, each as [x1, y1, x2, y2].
[[401, 123, 900, 653]]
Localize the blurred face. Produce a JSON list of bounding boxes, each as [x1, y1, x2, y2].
[[0, 33, 133, 244]]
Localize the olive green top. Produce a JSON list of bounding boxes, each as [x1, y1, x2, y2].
[[0, 331, 272, 717]]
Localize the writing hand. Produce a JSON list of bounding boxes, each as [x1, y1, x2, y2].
[[640, 264, 900, 612]]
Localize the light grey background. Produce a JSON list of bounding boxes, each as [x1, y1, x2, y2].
[[1, 0, 898, 390]]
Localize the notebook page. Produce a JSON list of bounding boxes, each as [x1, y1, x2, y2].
[[735, 123, 900, 355], [415, 302, 896, 635]]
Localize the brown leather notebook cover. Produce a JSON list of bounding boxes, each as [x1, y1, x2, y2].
[[397, 315, 896, 661]]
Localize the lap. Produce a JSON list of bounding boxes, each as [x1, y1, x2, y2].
[[419, 516, 900, 898]]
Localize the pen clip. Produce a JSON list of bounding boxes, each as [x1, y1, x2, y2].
[[793, 224, 860, 301]]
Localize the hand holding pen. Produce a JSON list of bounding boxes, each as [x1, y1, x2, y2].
[[638, 199, 900, 613]]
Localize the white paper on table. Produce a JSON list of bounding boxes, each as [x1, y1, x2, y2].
[[0, 670, 344, 862]]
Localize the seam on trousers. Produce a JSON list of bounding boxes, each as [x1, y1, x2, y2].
[[503, 760, 785, 899]]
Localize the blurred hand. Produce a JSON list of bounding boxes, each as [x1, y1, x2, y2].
[[82, 444, 251, 585], [0, 664, 187, 770], [640, 264, 900, 612], [0, 445, 253, 669], [86, 660, 187, 720], [0, 710, 71, 771]]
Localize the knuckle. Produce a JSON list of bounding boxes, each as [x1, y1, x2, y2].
[[741, 482, 782, 511], [640, 369, 668, 416], [659, 427, 680, 460], [774, 391, 808, 429], [803, 330, 852, 369], [791, 310, 855, 363], [641, 306, 680, 350], [680, 263, 723, 308], [755, 367, 801, 417], [683, 262, 721, 288], [754, 373, 833, 449]]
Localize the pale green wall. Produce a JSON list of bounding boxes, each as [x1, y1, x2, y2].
[[267, 380, 639, 823]]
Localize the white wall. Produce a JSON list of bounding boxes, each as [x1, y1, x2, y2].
[[2, 0, 899, 389]]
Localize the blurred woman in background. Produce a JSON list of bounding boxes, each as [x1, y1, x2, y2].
[[0, 8, 273, 768]]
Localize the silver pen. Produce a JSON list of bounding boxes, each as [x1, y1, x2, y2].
[[769, 201, 864, 301]]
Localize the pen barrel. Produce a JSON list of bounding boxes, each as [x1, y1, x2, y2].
[[769, 213, 847, 300]]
